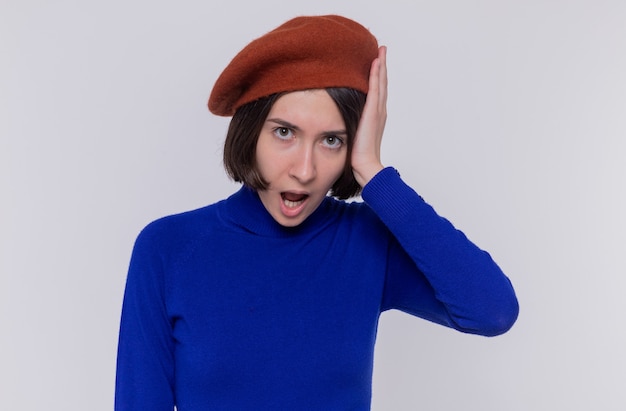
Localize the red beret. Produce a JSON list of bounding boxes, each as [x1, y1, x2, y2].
[[208, 15, 379, 116]]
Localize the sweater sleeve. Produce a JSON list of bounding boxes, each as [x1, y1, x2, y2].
[[115, 223, 175, 410], [362, 167, 519, 336]]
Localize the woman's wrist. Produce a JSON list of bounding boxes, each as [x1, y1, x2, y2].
[[353, 162, 385, 187]]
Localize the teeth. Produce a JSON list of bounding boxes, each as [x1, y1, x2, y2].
[[283, 199, 304, 208]]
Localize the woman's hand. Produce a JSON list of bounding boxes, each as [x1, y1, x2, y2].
[[351, 45, 388, 187]]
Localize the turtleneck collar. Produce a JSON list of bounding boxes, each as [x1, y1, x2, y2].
[[217, 185, 342, 237]]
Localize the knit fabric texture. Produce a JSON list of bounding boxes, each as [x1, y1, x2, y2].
[[208, 15, 379, 116], [115, 167, 519, 410]]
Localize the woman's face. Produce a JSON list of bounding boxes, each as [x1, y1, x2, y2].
[[255, 89, 348, 227]]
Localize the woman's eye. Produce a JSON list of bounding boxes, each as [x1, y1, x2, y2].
[[273, 127, 293, 140], [323, 135, 344, 149]]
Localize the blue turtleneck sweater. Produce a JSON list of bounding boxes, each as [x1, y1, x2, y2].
[[115, 167, 518, 410]]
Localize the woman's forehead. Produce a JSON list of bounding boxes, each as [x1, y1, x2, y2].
[[266, 90, 345, 130]]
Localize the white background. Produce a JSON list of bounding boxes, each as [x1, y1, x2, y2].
[[2, 1, 625, 410]]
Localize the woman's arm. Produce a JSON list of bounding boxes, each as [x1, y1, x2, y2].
[[354, 47, 518, 336], [363, 168, 519, 336], [115, 224, 176, 410]]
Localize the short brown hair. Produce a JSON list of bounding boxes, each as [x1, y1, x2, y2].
[[223, 88, 367, 199]]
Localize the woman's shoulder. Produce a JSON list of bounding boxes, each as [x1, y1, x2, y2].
[[325, 196, 386, 231], [135, 201, 223, 249]]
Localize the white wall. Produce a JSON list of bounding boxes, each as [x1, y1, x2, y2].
[[2, 1, 625, 410]]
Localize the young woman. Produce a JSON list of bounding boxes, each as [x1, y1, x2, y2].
[[115, 15, 518, 411]]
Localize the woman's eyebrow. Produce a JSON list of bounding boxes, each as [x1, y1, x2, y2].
[[266, 118, 301, 131], [266, 117, 347, 136], [321, 129, 348, 137]]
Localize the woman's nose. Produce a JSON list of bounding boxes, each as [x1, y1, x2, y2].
[[288, 144, 317, 184]]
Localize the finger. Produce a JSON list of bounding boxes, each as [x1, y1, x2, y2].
[[366, 53, 380, 106], [365, 47, 387, 119], [362, 48, 384, 124], [377, 46, 388, 113]]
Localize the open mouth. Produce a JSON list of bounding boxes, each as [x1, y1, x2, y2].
[[281, 192, 309, 209]]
